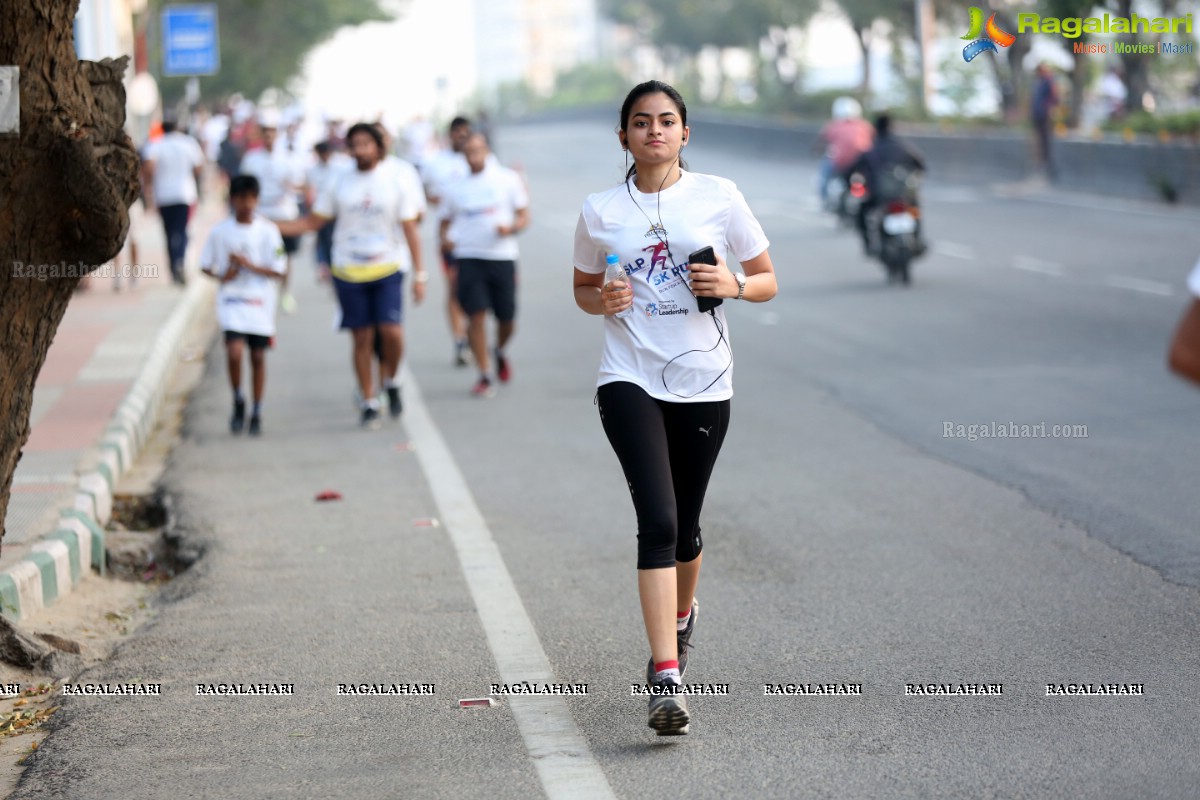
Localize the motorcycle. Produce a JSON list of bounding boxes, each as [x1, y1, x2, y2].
[[863, 166, 923, 285]]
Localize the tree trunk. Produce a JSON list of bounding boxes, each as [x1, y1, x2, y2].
[[0, 0, 140, 554], [1067, 45, 1087, 129], [856, 25, 871, 100], [1110, 0, 1148, 114]]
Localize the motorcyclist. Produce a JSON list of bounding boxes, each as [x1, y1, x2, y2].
[[848, 113, 926, 255], [815, 96, 874, 207]]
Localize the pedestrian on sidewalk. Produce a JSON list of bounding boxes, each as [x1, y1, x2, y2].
[[276, 122, 427, 429], [438, 132, 529, 398], [572, 80, 778, 736], [200, 175, 288, 437], [1031, 62, 1060, 182], [142, 118, 205, 285]]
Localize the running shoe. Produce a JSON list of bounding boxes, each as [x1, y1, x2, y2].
[[248, 416, 262, 437], [387, 386, 403, 418], [645, 598, 698, 685], [496, 350, 511, 383], [454, 340, 469, 367], [471, 377, 496, 399], [360, 406, 381, 430], [647, 677, 689, 736], [230, 398, 246, 435]]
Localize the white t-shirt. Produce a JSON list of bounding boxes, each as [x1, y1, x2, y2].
[[573, 171, 769, 402], [145, 132, 204, 206], [200, 215, 287, 336], [314, 162, 423, 282], [239, 145, 303, 221], [1188, 258, 1200, 298], [422, 149, 469, 201], [440, 164, 528, 261]]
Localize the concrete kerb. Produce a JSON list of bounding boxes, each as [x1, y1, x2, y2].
[[0, 276, 215, 622]]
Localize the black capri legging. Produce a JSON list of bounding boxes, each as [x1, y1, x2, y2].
[[597, 381, 731, 570]]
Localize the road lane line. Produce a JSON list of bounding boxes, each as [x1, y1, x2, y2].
[[1012, 256, 1064, 276], [401, 372, 616, 800], [1104, 276, 1177, 297], [932, 241, 975, 260]]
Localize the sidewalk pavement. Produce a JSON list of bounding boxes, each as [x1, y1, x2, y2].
[[0, 181, 227, 621]]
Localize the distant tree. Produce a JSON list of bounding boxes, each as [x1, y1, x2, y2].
[[1042, 0, 1097, 129], [599, 0, 819, 98], [0, 0, 141, 553], [830, 0, 896, 99], [149, 0, 402, 104]]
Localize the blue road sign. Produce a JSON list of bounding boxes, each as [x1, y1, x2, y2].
[[162, 4, 219, 77]]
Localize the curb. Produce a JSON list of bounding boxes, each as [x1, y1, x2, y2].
[[0, 276, 215, 621]]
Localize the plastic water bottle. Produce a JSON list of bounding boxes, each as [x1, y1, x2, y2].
[[604, 253, 633, 319]]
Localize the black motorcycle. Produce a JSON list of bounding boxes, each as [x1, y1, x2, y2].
[[863, 166, 923, 285]]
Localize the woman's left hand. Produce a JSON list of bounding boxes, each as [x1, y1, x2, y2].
[[688, 252, 736, 299]]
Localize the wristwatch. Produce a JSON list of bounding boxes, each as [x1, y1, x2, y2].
[[734, 272, 747, 300]]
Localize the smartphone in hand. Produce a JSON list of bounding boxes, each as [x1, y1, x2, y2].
[[688, 246, 722, 313]]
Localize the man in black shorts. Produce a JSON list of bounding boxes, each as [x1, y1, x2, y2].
[[438, 133, 529, 397]]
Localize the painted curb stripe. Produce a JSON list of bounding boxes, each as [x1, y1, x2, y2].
[[45, 531, 82, 586], [25, 551, 58, 606], [30, 540, 72, 597]]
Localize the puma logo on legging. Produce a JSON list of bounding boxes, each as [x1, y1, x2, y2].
[[698, 426, 712, 437]]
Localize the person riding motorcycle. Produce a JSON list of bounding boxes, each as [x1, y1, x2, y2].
[[848, 113, 926, 255], [815, 97, 874, 207]]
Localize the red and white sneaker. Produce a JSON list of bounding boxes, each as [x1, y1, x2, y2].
[[471, 377, 496, 399]]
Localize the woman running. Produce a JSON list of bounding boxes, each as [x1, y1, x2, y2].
[[572, 80, 778, 735]]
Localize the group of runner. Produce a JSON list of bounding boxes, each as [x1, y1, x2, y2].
[[200, 111, 528, 434]]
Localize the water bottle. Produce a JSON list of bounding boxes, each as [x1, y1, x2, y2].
[[604, 253, 633, 319]]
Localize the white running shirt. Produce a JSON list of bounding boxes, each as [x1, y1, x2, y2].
[[144, 132, 204, 206], [440, 163, 528, 261], [201, 215, 287, 336], [314, 162, 423, 282], [573, 170, 769, 402]]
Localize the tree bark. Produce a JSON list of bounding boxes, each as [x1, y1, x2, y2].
[[0, 0, 140, 554]]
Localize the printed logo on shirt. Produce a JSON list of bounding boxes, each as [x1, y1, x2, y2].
[[643, 223, 668, 240], [222, 297, 266, 306], [644, 300, 690, 317]]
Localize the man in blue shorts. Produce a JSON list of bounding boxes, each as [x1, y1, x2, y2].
[[277, 123, 427, 428]]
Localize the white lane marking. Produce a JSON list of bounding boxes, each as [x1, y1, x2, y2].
[[402, 373, 616, 800], [932, 241, 975, 260], [1012, 255, 1064, 276], [1104, 276, 1177, 297]]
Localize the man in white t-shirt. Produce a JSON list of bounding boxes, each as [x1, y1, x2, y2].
[[143, 119, 205, 285], [200, 175, 288, 437], [439, 133, 530, 398], [306, 141, 351, 281], [277, 122, 426, 429], [240, 111, 305, 312]]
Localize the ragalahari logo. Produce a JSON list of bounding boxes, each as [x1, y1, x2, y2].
[[962, 7, 1016, 62]]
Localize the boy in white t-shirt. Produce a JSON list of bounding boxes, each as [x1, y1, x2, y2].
[[200, 175, 288, 436]]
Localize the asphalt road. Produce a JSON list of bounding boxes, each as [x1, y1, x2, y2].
[[15, 116, 1200, 799]]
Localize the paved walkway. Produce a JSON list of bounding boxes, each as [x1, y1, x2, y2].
[[2, 184, 225, 570]]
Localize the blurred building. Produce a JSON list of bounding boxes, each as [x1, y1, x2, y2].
[[74, 0, 141, 62], [474, 0, 599, 100]]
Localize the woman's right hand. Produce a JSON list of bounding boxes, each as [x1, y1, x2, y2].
[[602, 280, 633, 317]]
